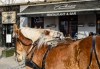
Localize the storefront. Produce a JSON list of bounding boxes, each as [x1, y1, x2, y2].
[[0, 5, 20, 47], [18, 1, 100, 38]]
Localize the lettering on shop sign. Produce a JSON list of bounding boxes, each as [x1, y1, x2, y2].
[[46, 12, 76, 16], [34, 18, 43, 23], [54, 4, 76, 10]]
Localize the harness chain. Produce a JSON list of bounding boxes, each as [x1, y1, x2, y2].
[[87, 35, 100, 69]]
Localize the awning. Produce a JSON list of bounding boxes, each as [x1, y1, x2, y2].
[[18, 1, 100, 17]]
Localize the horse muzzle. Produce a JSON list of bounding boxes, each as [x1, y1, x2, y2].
[[15, 55, 23, 62]]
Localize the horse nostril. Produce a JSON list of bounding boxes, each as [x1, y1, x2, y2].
[[17, 58, 22, 62], [16, 55, 23, 62]]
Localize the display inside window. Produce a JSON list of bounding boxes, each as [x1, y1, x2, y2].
[[78, 23, 84, 27], [46, 24, 56, 28], [88, 23, 95, 27]]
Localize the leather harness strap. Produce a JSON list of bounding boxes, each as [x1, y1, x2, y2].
[[87, 35, 100, 69], [42, 45, 52, 69], [25, 45, 52, 69]]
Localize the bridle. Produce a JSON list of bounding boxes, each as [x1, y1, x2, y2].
[[25, 45, 52, 69], [13, 31, 37, 60], [52, 31, 64, 40]]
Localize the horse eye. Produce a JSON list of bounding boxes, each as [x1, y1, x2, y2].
[[17, 54, 20, 56], [15, 50, 20, 55]]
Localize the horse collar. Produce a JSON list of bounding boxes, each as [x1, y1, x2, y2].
[[25, 45, 52, 69], [87, 35, 100, 69]]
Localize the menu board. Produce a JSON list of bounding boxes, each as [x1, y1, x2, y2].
[[6, 34, 11, 43]]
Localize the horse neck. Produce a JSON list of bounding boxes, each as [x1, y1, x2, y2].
[[18, 30, 33, 46], [23, 45, 32, 53]]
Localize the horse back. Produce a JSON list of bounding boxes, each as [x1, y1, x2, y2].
[[77, 36, 100, 69]]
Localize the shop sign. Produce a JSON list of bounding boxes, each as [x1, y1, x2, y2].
[[2, 11, 16, 24], [34, 17, 43, 23], [54, 4, 76, 10], [46, 12, 76, 16]]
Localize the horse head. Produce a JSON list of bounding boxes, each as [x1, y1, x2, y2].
[[45, 29, 65, 40], [13, 24, 33, 62], [20, 27, 48, 44], [20, 26, 65, 43], [38, 35, 58, 48]]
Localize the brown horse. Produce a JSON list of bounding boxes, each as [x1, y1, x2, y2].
[[13, 25, 76, 69], [13, 25, 100, 69]]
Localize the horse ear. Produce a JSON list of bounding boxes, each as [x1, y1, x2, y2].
[[44, 30, 50, 35], [34, 26, 37, 29], [25, 24, 28, 27], [13, 24, 18, 32], [39, 26, 42, 29]]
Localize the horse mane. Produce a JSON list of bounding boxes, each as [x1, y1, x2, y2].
[[38, 35, 58, 48], [17, 29, 33, 46], [65, 37, 73, 44]]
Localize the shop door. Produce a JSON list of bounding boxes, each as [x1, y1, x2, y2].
[[97, 14, 100, 34], [60, 21, 68, 36], [2, 24, 14, 47], [0, 25, 2, 46], [59, 16, 78, 38], [69, 21, 77, 37]]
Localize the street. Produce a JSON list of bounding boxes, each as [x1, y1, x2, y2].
[[0, 47, 25, 69], [0, 56, 26, 69]]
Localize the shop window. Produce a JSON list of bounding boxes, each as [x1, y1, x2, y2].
[[88, 23, 95, 27], [31, 17, 44, 28]]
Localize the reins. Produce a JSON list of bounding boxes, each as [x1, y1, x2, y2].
[[16, 37, 39, 56], [87, 35, 100, 69], [25, 45, 52, 69], [42, 45, 52, 69], [17, 38, 32, 46]]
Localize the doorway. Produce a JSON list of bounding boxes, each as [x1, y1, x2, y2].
[[59, 15, 78, 38], [2, 24, 14, 47], [97, 14, 100, 34]]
